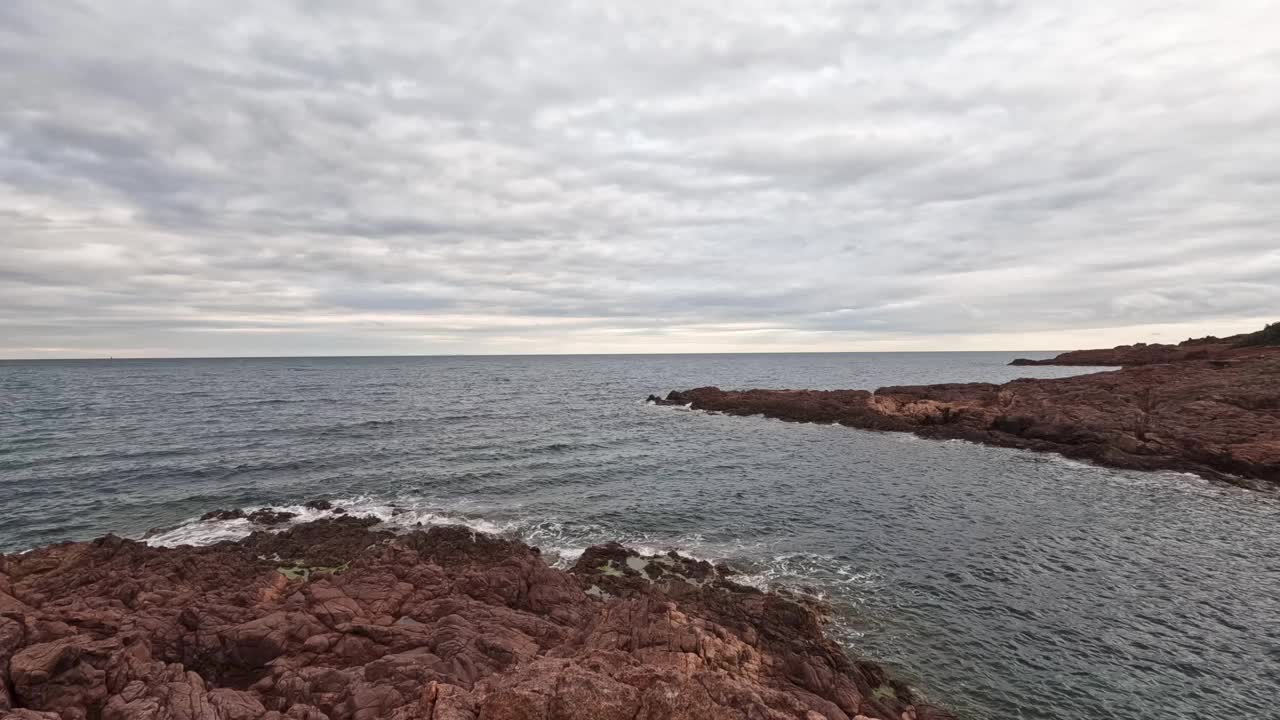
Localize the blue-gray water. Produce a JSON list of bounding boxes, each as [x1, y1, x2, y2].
[[1, 353, 1276, 719]]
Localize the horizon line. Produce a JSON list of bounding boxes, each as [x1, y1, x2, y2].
[[0, 349, 1071, 362]]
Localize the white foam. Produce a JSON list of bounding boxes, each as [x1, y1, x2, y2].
[[662, 402, 705, 414], [138, 497, 881, 642], [1041, 454, 1106, 472], [145, 518, 253, 547], [143, 495, 520, 548]]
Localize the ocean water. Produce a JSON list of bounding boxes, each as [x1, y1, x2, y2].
[[1, 353, 1276, 719]]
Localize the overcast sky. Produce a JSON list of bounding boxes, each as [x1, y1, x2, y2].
[[1, 1, 1277, 358]]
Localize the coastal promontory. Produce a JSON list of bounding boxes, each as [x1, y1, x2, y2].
[[651, 324, 1280, 489]]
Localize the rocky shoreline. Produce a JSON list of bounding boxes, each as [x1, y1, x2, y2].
[[0, 516, 953, 720], [651, 326, 1279, 490], [1007, 321, 1279, 367]]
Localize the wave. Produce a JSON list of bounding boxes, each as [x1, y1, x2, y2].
[[1031, 454, 1239, 497], [140, 496, 882, 607], [144, 497, 675, 568], [145, 517, 255, 547], [130, 496, 894, 674], [646, 400, 707, 415], [143, 496, 517, 548]]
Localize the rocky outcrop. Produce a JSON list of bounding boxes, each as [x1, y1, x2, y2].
[[654, 347, 1280, 489], [1009, 322, 1279, 366], [1008, 342, 1227, 367], [0, 517, 952, 720], [199, 509, 300, 525]]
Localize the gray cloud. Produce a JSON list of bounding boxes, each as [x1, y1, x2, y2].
[[1, 0, 1278, 357]]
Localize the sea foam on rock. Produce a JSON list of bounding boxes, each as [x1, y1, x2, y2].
[[0, 516, 954, 720]]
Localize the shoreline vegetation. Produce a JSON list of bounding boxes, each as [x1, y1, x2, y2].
[[651, 323, 1280, 490], [0, 515, 955, 720]]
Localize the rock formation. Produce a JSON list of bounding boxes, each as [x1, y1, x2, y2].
[[653, 341, 1280, 489], [1009, 322, 1280, 366], [200, 509, 300, 525], [0, 517, 953, 720]]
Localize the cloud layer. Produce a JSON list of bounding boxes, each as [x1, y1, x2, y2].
[[2, 1, 1278, 357]]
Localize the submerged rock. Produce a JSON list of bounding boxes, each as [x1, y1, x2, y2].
[[247, 509, 298, 525], [199, 508, 300, 525], [201, 508, 246, 521], [0, 517, 953, 720]]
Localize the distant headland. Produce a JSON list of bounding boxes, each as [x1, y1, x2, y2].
[[651, 322, 1280, 489]]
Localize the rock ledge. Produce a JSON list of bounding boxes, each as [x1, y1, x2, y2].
[[653, 335, 1279, 489]]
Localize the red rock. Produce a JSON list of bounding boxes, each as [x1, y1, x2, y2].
[[9, 636, 127, 718], [656, 342, 1280, 489], [1009, 322, 1279, 367], [0, 519, 947, 719]]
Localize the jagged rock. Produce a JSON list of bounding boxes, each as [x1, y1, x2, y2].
[[0, 518, 950, 719], [197, 509, 300, 526], [247, 510, 299, 526], [654, 343, 1280, 489]]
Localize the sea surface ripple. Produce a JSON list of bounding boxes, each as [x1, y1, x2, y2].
[[1, 353, 1277, 719]]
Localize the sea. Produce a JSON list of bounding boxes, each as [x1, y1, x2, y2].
[[1, 353, 1276, 719]]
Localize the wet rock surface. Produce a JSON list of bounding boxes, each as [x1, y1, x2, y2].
[[0, 518, 951, 720], [655, 345, 1280, 489], [198, 509, 301, 526]]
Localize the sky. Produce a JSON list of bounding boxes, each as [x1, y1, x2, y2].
[[1, 1, 1278, 358]]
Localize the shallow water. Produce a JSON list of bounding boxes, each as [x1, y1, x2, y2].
[[1, 353, 1277, 719]]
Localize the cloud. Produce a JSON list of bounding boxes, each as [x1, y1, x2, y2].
[[1, 0, 1278, 357]]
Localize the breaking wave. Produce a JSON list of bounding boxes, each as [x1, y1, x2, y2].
[[142, 495, 883, 614]]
